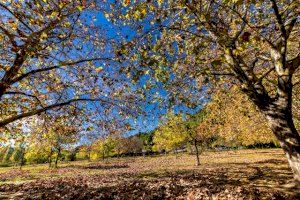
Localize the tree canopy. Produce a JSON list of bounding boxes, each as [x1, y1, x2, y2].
[[106, 0, 300, 182]]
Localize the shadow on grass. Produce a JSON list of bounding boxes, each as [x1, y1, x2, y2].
[[1, 169, 295, 200], [66, 163, 129, 170], [0, 157, 298, 199], [128, 157, 298, 197]]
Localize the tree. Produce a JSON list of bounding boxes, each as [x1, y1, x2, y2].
[[25, 113, 80, 167], [45, 116, 79, 168], [138, 131, 155, 155], [184, 111, 217, 166], [11, 134, 27, 169], [153, 113, 188, 153], [0, 118, 37, 167], [76, 145, 91, 160], [109, 0, 300, 182], [1, 146, 14, 164], [115, 135, 143, 156], [25, 144, 49, 164], [204, 85, 279, 147], [91, 136, 116, 160], [0, 0, 139, 128]]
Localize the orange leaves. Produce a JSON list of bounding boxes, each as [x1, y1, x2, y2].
[[124, 0, 131, 6]]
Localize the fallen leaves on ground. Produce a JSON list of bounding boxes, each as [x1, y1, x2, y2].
[[0, 149, 299, 199]]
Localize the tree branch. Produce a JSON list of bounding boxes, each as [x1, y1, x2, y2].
[[270, 0, 287, 39], [11, 57, 113, 84], [0, 98, 114, 127], [210, 71, 235, 76], [287, 53, 300, 72]]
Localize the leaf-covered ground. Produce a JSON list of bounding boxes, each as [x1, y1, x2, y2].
[[0, 149, 299, 199]]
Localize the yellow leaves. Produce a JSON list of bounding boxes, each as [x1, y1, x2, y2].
[[64, 21, 71, 28], [95, 67, 103, 73], [205, 86, 277, 146], [224, 0, 244, 6], [59, 2, 65, 9], [153, 112, 189, 151], [129, 4, 148, 20], [157, 0, 164, 7], [8, 19, 18, 31], [40, 32, 48, 40], [29, 18, 36, 26], [104, 13, 109, 18], [86, 126, 94, 131], [50, 11, 59, 18], [232, 46, 246, 56], [77, 6, 84, 11], [0, 34, 4, 41]]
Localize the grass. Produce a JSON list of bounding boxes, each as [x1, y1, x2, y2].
[[0, 148, 299, 199]]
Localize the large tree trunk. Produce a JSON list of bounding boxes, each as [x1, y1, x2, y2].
[[264, 99, 300, 183]]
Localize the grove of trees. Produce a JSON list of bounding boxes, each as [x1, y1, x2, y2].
[[1, 0, 300, 185]]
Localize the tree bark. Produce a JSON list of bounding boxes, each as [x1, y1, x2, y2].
[[19, 148, 25, 170], [54, 147, 61, 168], [194, 139, 200, 166], [87, 146, 91, 161], [48, 148, 53, 168], [264, 99, 300, 183]]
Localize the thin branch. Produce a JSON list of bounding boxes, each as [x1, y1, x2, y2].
[[0, 2, 33, 32], [4, 91, 43, 106], [285, 17, 297, 38], [270, 0, 287, 39], [210, 71, 235, 76], [251, 58, 259, 69], [258, 67, 275, 82], [0, 25, 18, 47], [232, 7, 248, 42], [287, 53, 300, 72], [293, 80, 300, 87]]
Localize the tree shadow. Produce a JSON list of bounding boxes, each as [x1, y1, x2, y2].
[[1, 157, 299, 199], [66, 163, 129, 170], [0, 167, 297, 200]]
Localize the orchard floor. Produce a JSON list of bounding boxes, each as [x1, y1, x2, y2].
[[0, 149, 299, 200]]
